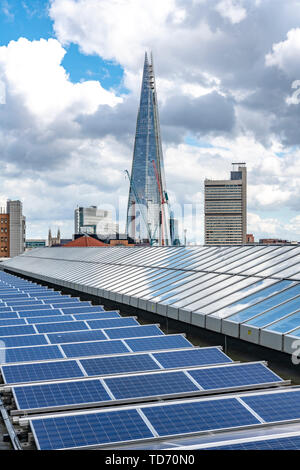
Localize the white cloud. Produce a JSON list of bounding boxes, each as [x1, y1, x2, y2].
[[0, 38, 121, 125], [215, 0, 247, 24], [266, 28, 300, 77]]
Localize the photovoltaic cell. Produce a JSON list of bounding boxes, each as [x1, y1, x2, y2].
[[126, 335, 192, 352], [0, 324, 36, 337], [0, 312, 19, 319], [241, 390, 300, 423], [3, 345, 64, 364], [72, 312, 120, 321], [153, 348, 232, 369], [61, 306, 105, 314], [47, 329, 107, 344], [18, 309, 62, 318], [35, 321, 88, 334], [0, 334, 48, 348], [207, 435, 300, 450], [105, 371, 199, 400], [187, 363, 282, 390], [14, 379, 112, 410], [80, 354, 161, 376], [62, 340, 130, 358], [0, 318, 26, 327], [104, 325, 163, 340], [142, 398, 260, 437], [26, 315, 74, 324], [31, 409, 154, 449], [86, 318, 139, 330], [2, 360, 84, 384]]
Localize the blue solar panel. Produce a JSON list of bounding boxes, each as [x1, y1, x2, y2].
[[126, 335, 192, 352], [2, 360, 84, 384], [61, 306, 105, 314], [0, 307, 13, 313], [241, 390, 300, 423], [105, 371, 199, 400], [86, 318, 139, 330], [0, 334, 48, 348], [35, 321, 88, 334], [153, 348, 232, 369], [0, 318, 26, 327], [0, 312, 19, 319], [0, 324, 36, 337], [80, 354, 161, 376], [18, 309, 62, 317], [4, 345, 64, 364], [7, 301, 43, 307], [105, 325, 163, 340], [73, 312, 121, 321], [207, 435, 300, 450], [26, 315, 74, 324], [142, 398, 260, 437], [62, 340, 130, 358], [47, 329, 107, 344], [43, 299, 82, 305], [188, 363, 282, 390], [31, 409, 153, 449], [14, 379, 112, 410]]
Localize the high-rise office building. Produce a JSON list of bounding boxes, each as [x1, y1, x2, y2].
[[204, 163, 247, 245], [126, 53, 171, 245], [0, 200, 26, 257], [74, 206, 119, 237]]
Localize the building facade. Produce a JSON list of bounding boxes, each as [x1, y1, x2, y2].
[[26, 239, 46, 250], [126, 53, 171, 245], [0, 200, 25, 257], [205, 163, 247, 245], [74, 206, 118, 237]]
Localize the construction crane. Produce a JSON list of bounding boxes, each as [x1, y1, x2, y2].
[[152, 160, 170, 246], [124, 170, 156, 245]]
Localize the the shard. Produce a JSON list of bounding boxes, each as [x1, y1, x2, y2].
[[126, 53, 171, 245]]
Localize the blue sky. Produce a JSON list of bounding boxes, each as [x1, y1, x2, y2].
[[0, 0, 300, 243]]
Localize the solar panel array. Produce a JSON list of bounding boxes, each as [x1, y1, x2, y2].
[[0, 270, 297, 450]]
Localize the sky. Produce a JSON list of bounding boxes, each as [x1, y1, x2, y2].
[[0, 0, 300, 243]]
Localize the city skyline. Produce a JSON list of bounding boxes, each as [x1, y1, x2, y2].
[[0, 1, 300, 243]]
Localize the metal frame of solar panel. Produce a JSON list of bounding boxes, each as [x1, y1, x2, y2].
[[9, 361, 286, 415], [22, 386, 300, 450]]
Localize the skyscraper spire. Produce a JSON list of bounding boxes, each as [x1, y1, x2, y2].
[[126, 53, 171, 245]]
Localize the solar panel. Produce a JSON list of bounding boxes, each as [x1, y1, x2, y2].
[[187, 363, 283, 390], [6, 301, 43, 307], [31, 409, 154, 449], [47, 329, 107, 344], [17, 309, 62, 317], [35, 321, 89, 334], [86, 318, 139, 330], [105, 371, 199, 400], [0, 334, 48, 348], [14, 379, 112, 411], [61, 306, 105, 314], [62, 340, 130, 358], [126, 335, 192, 352], [2, 360, 84, 384], [80, 354, 161, 377], [104, 325, 163, 340], [0, 318, 26, 327], [0, 312, 19, 319], [142, 398, 260, 437], [241, 390, 300, 423], [0, 324, 36, 337], [72, 312, 121, 321], [206, 435, 300, 450], [26, 315, 74, 324], [153, 347, 232, 369], [0, 307, 13, 313], [3, 345, 64, 364]]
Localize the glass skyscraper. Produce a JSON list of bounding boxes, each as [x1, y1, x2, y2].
[[126, 53, 171, 245]]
